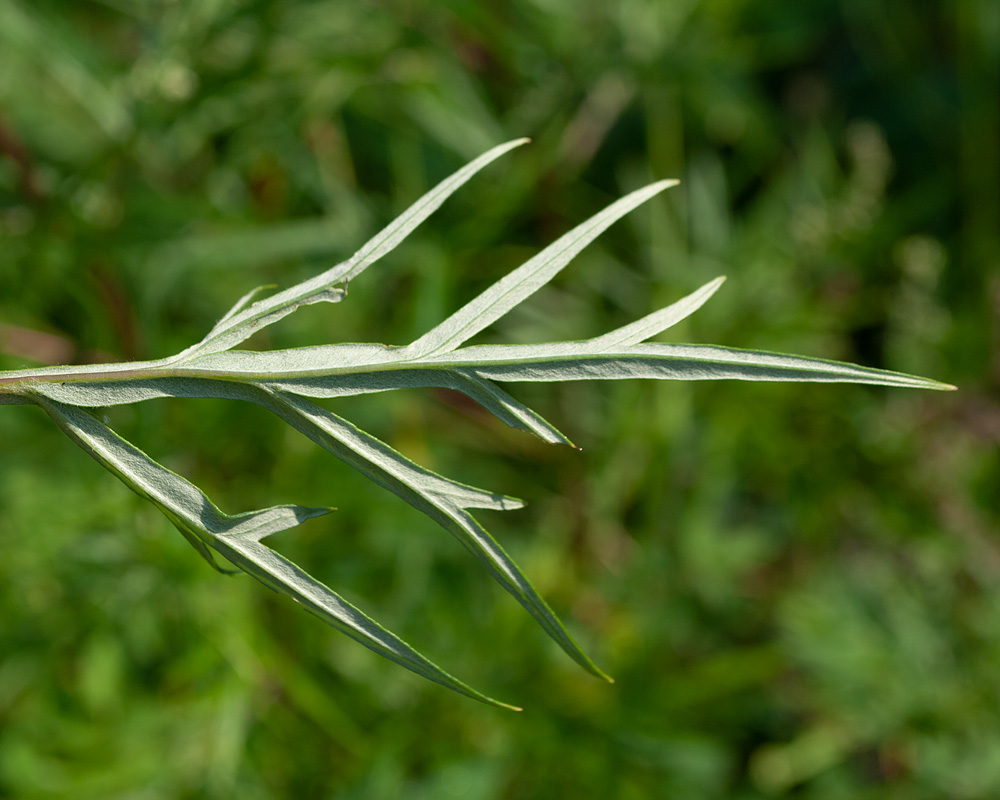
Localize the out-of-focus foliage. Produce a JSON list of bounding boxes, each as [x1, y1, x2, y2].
[[0, 0, 996, 797]]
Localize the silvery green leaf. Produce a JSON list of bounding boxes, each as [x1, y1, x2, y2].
[[272, 367, 574, 445], [420, 342, 955, 390], [166, 359, 574, 445], [253, 386, 523, 513], [405, 179, 681, 358], [0, 356, 169, 384], [256, 388, 605, 678], [334, 138, 530, 285], [205, 284, 274, 336], [29, 377, 521, 512], [33, 393, 518, 709], [33, 394, 332, 567], [176, 138, 529, 359], [212, 534, 521, 709], [26, 376, 196, 407], [26, 374, 599, 676], [587, 276, 727, 350], [182, 343, 407, 376], [162, 336, 952, 391], [437, 369, 575, 446]]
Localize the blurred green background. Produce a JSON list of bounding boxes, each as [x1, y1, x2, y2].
[[0, 0, 997, 797]]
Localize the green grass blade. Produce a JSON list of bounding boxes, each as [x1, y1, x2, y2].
[[405, 179, 680, 357]]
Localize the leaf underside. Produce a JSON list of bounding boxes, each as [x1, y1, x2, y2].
[[0, 140, 954, 708]]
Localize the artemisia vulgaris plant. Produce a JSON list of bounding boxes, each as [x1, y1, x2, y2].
[[0, 140, 954, 708]]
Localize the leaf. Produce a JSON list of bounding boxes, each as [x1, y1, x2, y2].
[[254, 386, 523, 513], [418, 342, 955, 390], [30, 374, 603, 677], [587, 276, 727, 350], [176, 138, 530, 359], [212, 537, 520, 709], [140, 335, 951, 391], [206, 284, 275, 336], [33, 393, 332, 561], [438, 369, 575, 446], [32, 392, 519, 709], [256, 387, 607, 679], [405, 179, 680, 358]]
